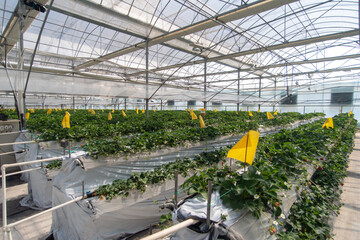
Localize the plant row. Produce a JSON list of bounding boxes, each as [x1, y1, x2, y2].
[[83, 112, 321, 158], [92, 113, 355, 215], [277, 116, 356, 239], [3, 109, 321, 142]]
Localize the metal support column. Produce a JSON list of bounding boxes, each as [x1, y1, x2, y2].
[[41, 95, 45, 110], [145, 40, 149, 117], [17, 0, 26, 129], [206, 180, 212, 229], [73, 96, 75, 112], [160, 100, 163, 111], [237, 69, 240, 112], [203, 58, 207, 109], [258, 76, 261, 110], [124, 98, 127, 111], [273, 80, 277, 111]]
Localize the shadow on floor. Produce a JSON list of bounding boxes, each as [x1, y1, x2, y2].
[[342, 203, 360, 212], [347, 170, 360, 179]]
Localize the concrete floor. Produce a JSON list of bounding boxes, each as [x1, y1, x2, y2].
[[0, 177, 52, 240], [333, 133, 360, 240]]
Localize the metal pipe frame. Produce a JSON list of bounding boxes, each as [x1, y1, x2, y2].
[[73, 0, 297, 71], [140, 218, 199, 240], [2, 156, 63, 239], [204, 58, 207, 109], [145, 39, 149, 118], [0, 150, 25, 157], [7, 196, 83, 228], [0, 166, 42, 178], [0, 140, 36, 147], [131, 29, 359, 77]]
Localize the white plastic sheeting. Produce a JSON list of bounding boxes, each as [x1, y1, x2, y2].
[[20, 168, 58, 210], [52, 158, 188, 239], [19, 147, 86, 210], [14, 135, 64, 209], [0, 69, 264, 103], [13, 132, 86, 210], [13, 131, 37, 182]]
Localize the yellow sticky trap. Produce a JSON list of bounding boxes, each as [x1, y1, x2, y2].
[[108, 112, 112, 120], [62, 112, 70, 128], [249, 111, 253, 117], [199, 108, 206, 111], [47, 109, 52, 115], [170, 108, 172, 111], [267, 112, 274, 119], [235, 111, 238, 115], [30, 109, 34, 113], [185, 109, 188, 112], [191, 112, 198, 120], [257, 109, 260, 113], [112, 109, 115, 113], [122, 110, 126, 117], [25, 112, 30, 120], [91, 109, 95, 115], [102, 109, 104, 112], [214, 109, 217, 112], [199, 115, 205, 128], [348, 110, 353, 117], [153, 109, 156, 112], [274, 109, 278, 115], [227, 130, 260, 165], [136, 109, 139, 114], [322, 117, 334, 129], [142, 109, 145, 114]]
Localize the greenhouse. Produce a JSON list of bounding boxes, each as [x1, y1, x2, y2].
[[0, 0, 359, 239]]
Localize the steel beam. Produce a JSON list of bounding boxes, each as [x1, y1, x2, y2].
[[72, 0, 297, 70], [138, 30, 359, 76]]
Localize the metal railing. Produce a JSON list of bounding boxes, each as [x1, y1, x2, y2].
[[0, 140, 36, 147], [1, 156, 86, 240], [0, 150, 25, 157]]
